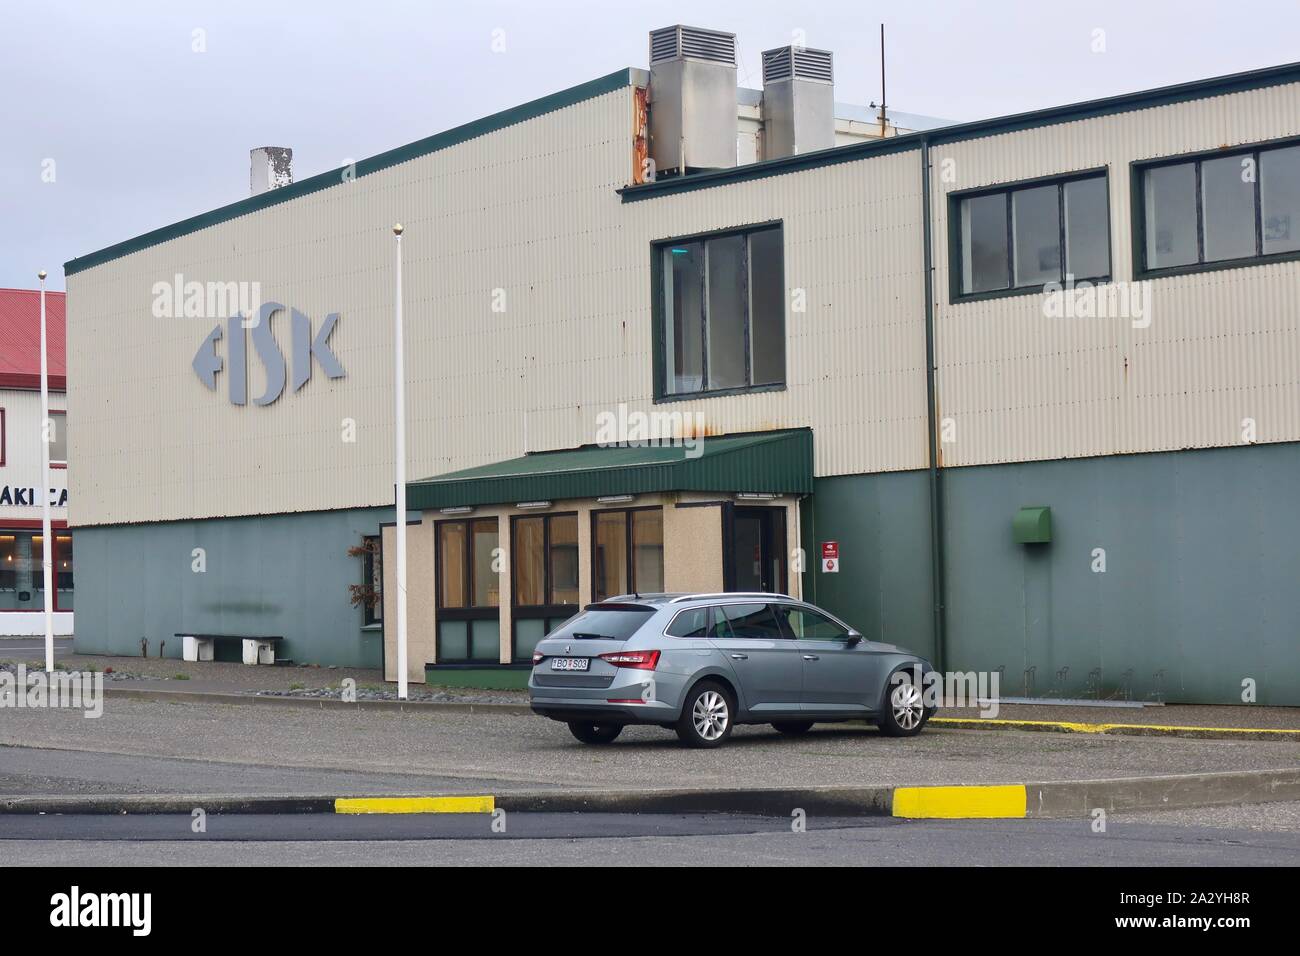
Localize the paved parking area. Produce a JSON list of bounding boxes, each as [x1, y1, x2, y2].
[[3, 696, 1299, 796]]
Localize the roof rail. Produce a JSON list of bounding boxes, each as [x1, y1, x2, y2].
[[668, 592, 794, 603]]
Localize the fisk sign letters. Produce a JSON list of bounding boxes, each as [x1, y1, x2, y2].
[[191, 302, 345, 405]]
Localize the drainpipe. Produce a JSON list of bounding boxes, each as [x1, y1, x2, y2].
[[919, 139, 947, 673]]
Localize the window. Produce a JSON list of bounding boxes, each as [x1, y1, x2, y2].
[[592, 507, 664, 602], [436, 518, 500, 662], [49, 410, 67, 466], [1138, 140, 1300, 275], [511, 513, 579, 662], [777, 605, 850, 641], [356, 535, 382, 627], [656, 224, 785, 398], [546, 606, 656, 643], [714, 603, 785, 640], [0, 531, 72, 611], [953, 171, 1111, 298]]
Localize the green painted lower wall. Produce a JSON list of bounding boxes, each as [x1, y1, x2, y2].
[[426, 667, 531, 690], [804, 442, 1300, 706], [72, 508, 390, 668]]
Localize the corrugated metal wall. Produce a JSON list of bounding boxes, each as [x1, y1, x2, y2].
[[66, 84, 930, 527], [66, 75, 1300, 529], [931, 83, 1300, 466], [0, 389, 70, 522]]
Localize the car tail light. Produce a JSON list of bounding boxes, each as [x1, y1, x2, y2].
[[532, 650, 544, 665], [598, 649, 660, 670]]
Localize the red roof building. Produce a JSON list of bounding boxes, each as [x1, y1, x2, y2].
[[0, 288, 67, 391]]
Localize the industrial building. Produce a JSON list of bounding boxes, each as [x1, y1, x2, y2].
[[63, 27, 1300, 703]]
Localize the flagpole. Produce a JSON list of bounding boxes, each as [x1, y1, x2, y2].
[[38, 270, 54, 673], [392, 225, 408, 700]]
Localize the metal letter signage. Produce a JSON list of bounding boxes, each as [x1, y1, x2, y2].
[[191, 303, 345, 404]]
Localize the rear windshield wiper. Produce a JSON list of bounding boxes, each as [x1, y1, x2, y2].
[[570, 633, 613, 640]]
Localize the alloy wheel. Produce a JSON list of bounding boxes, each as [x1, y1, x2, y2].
[[890, 682, 924, 731], [692, 690, 729, 741]]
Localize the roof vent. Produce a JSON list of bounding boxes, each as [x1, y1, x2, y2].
[[647, 25, 738, 178], [649, 25, 736, 65], [250, 146, 293, 196], [760, 46, 835, 159], [761, 46, 834, 84]]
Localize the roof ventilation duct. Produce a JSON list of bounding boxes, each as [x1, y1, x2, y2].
[[760, 46, 835, 158], [648, 25, 737, 178]]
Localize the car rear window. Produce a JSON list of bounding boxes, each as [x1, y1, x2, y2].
[[546, 606, 656, 642]]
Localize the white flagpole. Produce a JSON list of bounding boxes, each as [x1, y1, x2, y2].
[[37, 270, 54, 673], [392, 225, 408, 700]]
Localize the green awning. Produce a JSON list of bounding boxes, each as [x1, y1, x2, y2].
[[407, 428, 813, 511]]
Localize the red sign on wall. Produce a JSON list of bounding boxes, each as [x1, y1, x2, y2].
[[821, 541, 839, 573]]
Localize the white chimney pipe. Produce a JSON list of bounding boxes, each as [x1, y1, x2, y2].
[[250, 146, 293, 196]]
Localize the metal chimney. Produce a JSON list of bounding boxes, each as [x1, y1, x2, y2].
[[648, 25, 737, 178], [761, 46, 835, 158], [250, 146, 293, 196]]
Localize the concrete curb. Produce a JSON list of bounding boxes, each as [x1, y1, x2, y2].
[[102, 686, 534, 716], [5, 768, 1299, 819]]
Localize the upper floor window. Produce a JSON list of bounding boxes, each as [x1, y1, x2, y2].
[[952, 171, 1111, 299], [656, 224, 785, 399], [1137, 139, 1300, 275], [49, 410, 67, 466]]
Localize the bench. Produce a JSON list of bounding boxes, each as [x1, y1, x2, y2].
[[176, 633, 284, 665]]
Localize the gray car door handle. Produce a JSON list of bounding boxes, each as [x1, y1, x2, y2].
[[730, 653, 748, 660], [802, 654, 820, 661]]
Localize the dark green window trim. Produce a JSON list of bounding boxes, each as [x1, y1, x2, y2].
[[651, 221, 786, 403], [947, 168, 1112, 305], [434, 516, 501, 665], [1130, 133, 1300, 281], [510, 511, 580, 663]]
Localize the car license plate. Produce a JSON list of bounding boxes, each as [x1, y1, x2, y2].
[[550, 657, 589, 672]]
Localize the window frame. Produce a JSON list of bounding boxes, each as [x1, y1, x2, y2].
[[359, 534, 382, 627], [0, 408, 6, 467], [509, 511, 580, 662], [48, 408, 67, 469], [433, 516, 501, 664], [1131, 134, 1300, 280], [0, 526, 72, 612], [651, 220, 787, 403], [590, 505, 665, 602], [947, 167, 1112, 304]]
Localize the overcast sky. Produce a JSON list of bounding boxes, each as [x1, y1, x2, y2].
[[2, 0, 1297, 291]]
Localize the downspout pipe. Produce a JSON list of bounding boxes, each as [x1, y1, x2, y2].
[[919, 138, 948, 673]]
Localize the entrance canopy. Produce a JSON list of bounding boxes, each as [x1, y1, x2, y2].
[[406, 428, 813, 510]]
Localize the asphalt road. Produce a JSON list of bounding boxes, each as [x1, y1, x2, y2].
[[2, 811, 1299, 865]]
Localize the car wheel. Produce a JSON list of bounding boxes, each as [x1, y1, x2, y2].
[[878, 672, 928, 737], [675, 681, 735, 749], [567, 721, 623, 745], [771, 720, 815, 736]]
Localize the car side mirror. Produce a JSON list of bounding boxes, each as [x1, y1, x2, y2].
[[845, 632, 863, 646]]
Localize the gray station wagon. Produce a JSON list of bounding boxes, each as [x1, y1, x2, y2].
[[529, 593, 936, 748]]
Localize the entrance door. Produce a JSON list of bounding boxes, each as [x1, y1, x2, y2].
[[727, 506, 787, 594]]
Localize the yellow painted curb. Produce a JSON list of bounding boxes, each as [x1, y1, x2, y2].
[[334, 796, 495, 814], [892, 784, 1027, 819], [931, 717, 1300, 738]]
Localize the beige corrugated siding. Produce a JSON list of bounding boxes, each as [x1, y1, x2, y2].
[[66, 84, 930, 527], [931, 81, 1300, 465]]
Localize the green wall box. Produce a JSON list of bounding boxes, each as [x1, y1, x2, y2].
[[1013, 506, 1052, 544]]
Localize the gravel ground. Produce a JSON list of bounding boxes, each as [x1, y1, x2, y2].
[[255, 686, 526, 704]]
